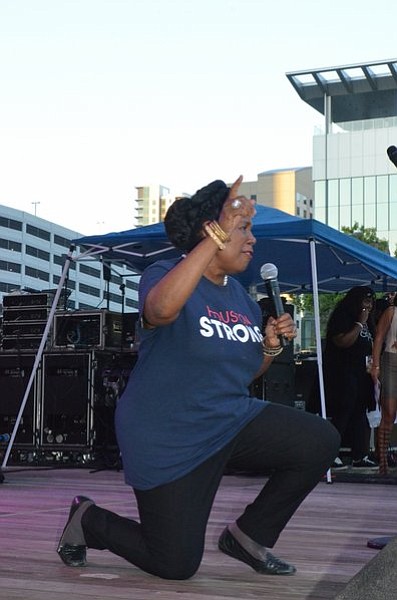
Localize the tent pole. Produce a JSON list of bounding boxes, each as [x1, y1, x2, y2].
[[1, 245, 75, 470], [309, 238, 332, 483]]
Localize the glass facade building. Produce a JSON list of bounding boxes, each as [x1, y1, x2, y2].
[[287, 60, 397, 253]]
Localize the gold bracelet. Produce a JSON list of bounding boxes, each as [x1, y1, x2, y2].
[[207, 221, 230, 243], [203, 223, 225, 250]]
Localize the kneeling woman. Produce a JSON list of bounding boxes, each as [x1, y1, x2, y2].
[[57, 176, 339, 580]]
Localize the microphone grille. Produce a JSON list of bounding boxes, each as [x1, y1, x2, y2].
[[260, 263, 278, 280]]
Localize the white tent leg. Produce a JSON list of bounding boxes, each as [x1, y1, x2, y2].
[[309, 239, 332, 483], [1, 246, 75, 469]]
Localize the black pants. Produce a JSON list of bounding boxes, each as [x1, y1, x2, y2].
[[82, 404, 339, 580]]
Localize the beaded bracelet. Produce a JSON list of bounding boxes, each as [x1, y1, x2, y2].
[[262, 339, 283, 357]]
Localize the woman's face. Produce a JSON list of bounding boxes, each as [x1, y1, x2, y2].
[[362, 296, 374, 312], [215, 216, 256, 274]]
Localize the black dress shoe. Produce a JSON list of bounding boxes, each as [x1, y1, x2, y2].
[[57, 495, 94, 567], [218, 528, 296, 575]]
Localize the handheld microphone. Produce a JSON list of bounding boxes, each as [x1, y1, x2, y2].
[[260, 263, 288, 346], [387, 146, 397, 168], [0, 433, 10, 443]]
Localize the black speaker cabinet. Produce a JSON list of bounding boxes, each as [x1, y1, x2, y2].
[[92, 351, 137, 449], [53, 310, 123, 350], [3, 292, 51, 308], [251, 362, 296, 406], [294, 357, 320, 414], [0, 354, 39, 445], [264, 362, 295, 406], [41, 353, 93, 447]]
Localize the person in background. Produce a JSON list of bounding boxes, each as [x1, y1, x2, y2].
[[57, 176, 339, 580], [370, 293, 397, 474], [323, 286, 377, 469], [385, 292, 396, 306], [373, 297, 389, 326]]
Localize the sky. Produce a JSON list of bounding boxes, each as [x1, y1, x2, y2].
[[0, 0, 396, 235]]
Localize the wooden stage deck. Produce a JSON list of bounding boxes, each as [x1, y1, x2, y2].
[[0, 466, 396, 599]]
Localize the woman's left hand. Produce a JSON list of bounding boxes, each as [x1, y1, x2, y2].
[[217, 175, 256, 235], [264, 313, 297, 347]]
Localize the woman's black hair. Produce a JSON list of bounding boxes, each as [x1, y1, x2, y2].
[[340, 286, 375, 312], [164, 180, 230, 252], [327, 285, 376, 335]]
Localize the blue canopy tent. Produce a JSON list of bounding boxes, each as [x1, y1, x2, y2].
[[71, 205, 397, 295], [71, 206, 397, 483], [3, 206, 397, 473]]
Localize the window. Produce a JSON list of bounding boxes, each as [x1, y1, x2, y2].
[[0, 260, 21, 273], [126, 297, 139, 309], [54, 254, 76, 270], [26, 245, 50, 261], [364, 177, 376, 228], [79, 264, 101, 278], [79, 283, 100, 297], [351, 177, 364, 227], [0, 239, 21, 252], [0, 216, 22, 231], [126, 279, 139, 291], [25, 266, 49, 281], [79, 301, 97, 309], [389, 176, 397, 238], [53, 275, 75, 289], [54, 234, 72, 247], [107, 292, 123, 305], [0, 281, 21, 293], [376, 176, 389, 231], [26, 224, 51, 241]]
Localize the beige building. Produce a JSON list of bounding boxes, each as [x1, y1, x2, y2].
[[135, 167, 313, 228], [236, 167, 314, 218], [134, 184, 175, 226]]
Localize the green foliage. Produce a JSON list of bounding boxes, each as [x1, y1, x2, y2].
[[290, 223, 391, 341], [341, 222, 390, 253], [291, 293, 342, 336]]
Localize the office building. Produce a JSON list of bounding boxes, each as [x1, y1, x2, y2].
[[0, 204, 138, 312], [287, 58, 397, 252], [134, 184, 175, 226], [236, 167, 314, 218]]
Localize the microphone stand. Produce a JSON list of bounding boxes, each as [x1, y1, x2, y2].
[[119, 283, 125, 354]]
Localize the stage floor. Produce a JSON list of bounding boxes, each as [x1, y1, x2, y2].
[[0, 466, 395, 599]]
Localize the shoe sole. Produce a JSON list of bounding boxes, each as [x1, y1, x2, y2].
[[218, 530, 296, 576], [57, 496, 93, 567]]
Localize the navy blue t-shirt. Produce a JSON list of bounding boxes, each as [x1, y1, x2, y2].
[[115, 258, 268, 490]]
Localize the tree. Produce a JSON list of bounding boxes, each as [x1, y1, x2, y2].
[[290, 223, 391, 344], [341, 222, 390, 253]]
